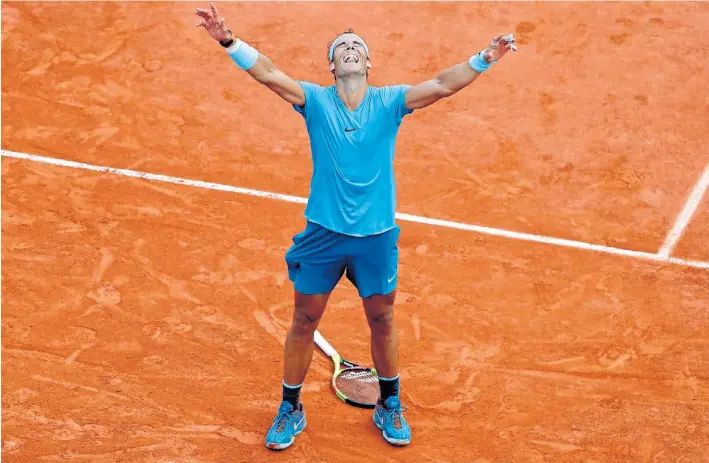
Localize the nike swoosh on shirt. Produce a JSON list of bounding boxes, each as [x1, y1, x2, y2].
[[388, 272, 397, 283], [344, 128, 358, 132]]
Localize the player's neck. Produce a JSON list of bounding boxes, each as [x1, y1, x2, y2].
[[335, 76, 368, 111]]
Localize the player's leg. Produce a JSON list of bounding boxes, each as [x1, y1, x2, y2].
[[362, 291, 399, 389], [266, 222, 346, 451], [345, 226, 401, 379], [282, 290, 331, 404], [265, 289, 330, 451], [363, 291, 411, 446], [345, 226, 411, 446], [266, 291, 331, 451]]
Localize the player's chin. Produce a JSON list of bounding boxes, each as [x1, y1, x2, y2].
[[339, 66, 366, 77]]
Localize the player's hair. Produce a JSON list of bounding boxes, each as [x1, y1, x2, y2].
[[327, 28, 369, 81]]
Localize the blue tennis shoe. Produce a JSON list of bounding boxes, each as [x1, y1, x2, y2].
[[265, 401, 306, 450], [373, 396, 411, 446]]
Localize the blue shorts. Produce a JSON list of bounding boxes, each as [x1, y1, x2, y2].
[[285, 221, 400, 298]]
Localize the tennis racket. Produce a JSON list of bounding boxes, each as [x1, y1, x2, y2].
[[313, 330, 379, 409]]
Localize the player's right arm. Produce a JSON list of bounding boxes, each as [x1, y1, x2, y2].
[[239, 50, 305, 106], [195, 2, 305, 106]]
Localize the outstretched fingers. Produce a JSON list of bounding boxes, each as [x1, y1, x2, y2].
[[491, 33, 517, 52], [195, 8, 212, 18], [195, 9, 210, 27], [210, 1, 220, 19], [502, 33, 518, 51]]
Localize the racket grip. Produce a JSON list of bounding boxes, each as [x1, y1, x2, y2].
[[313, 330, 337, 358]]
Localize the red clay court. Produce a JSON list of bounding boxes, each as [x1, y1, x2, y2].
[[2, 2, 708, 462]]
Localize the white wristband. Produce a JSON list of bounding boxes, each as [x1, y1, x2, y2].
[[469, 51, 491, 73], [226, 39, 259, 71]]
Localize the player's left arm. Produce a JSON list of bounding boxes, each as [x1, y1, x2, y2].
[[404, 34, 517, 111]]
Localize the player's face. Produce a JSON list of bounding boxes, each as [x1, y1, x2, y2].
[[330, 34, 371, 77]]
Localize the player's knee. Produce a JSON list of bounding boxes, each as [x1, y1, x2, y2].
[[290, 309, 322, 338], [367, 310, 394, 335]]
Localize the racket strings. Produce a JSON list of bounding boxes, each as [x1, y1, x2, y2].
[[336, 368, 380, 404], [340, 370, 377, 382]]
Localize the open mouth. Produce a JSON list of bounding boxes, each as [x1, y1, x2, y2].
[[343, 53, 360, 64]]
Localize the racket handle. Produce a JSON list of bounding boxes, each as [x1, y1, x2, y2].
[[313, 330, 337, 358]]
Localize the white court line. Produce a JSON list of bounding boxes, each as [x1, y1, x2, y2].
[[1, 1, 682, 2], [658, 161, 709, 258], [3, 149, 709, 270]]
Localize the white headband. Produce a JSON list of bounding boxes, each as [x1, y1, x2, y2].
[[328, 33, 370, 62]]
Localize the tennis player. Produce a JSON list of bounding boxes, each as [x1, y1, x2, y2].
[[196, 2, 516, 450]]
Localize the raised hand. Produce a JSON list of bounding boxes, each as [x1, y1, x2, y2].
[[195, 2, 232, 43], [483, 33, 517, 63]]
